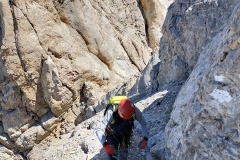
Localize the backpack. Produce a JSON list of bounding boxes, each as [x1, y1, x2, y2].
[[103, 95, 127, 116]]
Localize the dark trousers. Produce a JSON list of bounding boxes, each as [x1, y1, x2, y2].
[[106, 133, 131, 160]]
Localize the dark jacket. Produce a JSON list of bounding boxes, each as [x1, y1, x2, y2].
[[95, 105, 148, 145]]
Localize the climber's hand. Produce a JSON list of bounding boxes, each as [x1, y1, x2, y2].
[[138, 137, 148, 149], [103, 142, 116, 155]]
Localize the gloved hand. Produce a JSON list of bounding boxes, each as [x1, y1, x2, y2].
[[103, 142, 115, 155], [138, 137, 148, 149]]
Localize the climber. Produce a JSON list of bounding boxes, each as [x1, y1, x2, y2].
[[95, 97, 148, 160]]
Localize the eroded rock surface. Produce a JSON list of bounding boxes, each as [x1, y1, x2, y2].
[[134, 0, 240, 159], [2, 0, 239, 160], [0, 0, 170, 157]]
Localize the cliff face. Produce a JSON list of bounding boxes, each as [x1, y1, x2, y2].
[[164, 1, 240, 159], [0, 0, 172, 157], [1, 0, 239, 159], [134, 0, 240, 159]]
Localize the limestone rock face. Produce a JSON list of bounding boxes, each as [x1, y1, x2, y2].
[[132, 0, 240, 159], [4, 0, 239, 159], [156, 0, 240, 88], [141, 0, 174, 52], [164, 2, 240, 159], [0, 0, 169, 155]]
